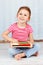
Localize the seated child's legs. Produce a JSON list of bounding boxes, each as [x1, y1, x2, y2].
[[8, 47, 23, 57], [24, 43, 40, 58]]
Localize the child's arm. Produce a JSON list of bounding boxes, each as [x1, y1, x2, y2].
[[2, 30, 18, 43], [27, 33, 34, 46]]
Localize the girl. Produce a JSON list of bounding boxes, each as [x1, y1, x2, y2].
[[2, 6, 40, 60]]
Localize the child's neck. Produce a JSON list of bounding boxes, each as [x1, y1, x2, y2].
[[17, 22, 26, 28]]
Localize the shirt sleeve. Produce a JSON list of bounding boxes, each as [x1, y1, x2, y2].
[[8, 24, 14, 32], [29, 26, 33, 33]]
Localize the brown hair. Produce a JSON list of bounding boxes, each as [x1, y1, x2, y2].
[[17, 6, 31, 19]]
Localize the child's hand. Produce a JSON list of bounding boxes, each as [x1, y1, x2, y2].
[[12, 42, 19, 45], [29, 43, 33, 48], [10, 39, 18, 43], [10, 39, 19, 47], [10, 42, 19, 48], [27, 41, 33, 48]]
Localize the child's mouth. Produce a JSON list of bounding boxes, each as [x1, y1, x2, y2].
[[20, 18, 24, 21]]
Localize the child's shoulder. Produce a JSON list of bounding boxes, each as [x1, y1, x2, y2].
[[27, 24, 33, 32], [27, 24, 32, 28], [10, 22, 17, 26], [8, 22, 17, 29], [11, 22, 16, 25]]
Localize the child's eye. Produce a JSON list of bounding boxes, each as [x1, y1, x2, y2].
[[19, 13, 22, 15], [24, 14, 27, 16]]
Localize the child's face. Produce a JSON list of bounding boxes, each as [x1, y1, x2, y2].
[[17, 9, 30, 23]]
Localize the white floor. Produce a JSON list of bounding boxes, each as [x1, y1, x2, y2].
[[0, 42, 43, 65]]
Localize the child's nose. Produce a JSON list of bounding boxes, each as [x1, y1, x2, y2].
[[21, 15, 24, 18]]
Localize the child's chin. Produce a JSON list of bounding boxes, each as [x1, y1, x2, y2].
[[20, 20, 25, 23]]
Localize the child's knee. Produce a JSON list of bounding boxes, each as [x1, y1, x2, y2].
[[34, 43, 40, 51], [8, 48, 16, 56]]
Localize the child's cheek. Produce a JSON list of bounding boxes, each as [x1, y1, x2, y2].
[[25, 18, 29, 21]]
